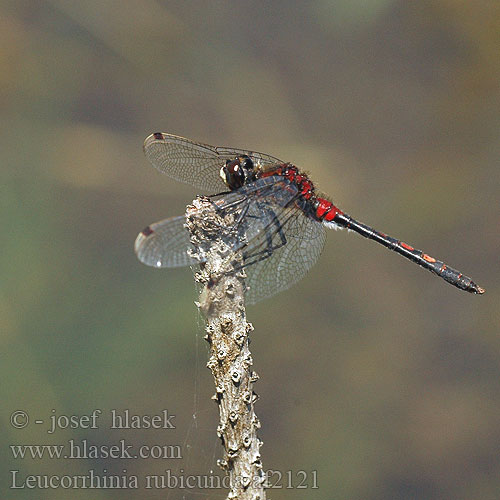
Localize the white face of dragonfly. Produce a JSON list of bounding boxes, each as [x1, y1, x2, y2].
[[219, 161, 241, 188]]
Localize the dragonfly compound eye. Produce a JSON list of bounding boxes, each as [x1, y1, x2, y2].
[[239, 155, 254, 170], [220, 159, 246, 190]]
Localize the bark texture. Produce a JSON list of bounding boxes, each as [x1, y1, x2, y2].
[[185, 196, 266, 500]]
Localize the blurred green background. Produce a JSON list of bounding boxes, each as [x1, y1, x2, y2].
[[1, 1, 499, 499]]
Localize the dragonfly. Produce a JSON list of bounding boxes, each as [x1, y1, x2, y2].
[[135, 132, 484, 304]]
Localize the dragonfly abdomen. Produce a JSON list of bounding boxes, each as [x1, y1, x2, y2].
[[332, 213, 484, 294]]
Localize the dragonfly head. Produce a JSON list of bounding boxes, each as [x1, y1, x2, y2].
[[220, 155, 255, 190]]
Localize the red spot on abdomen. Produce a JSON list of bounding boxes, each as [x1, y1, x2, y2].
[[324, 206, 342, 221], [316, 199, 330, 218], [401, 242, 414, 251], [316, 198, 343, 221], [422, 253, 436, 263]]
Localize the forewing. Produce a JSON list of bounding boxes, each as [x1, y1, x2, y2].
[[143, 132, 284, 193], [134, 215, 198, 268]]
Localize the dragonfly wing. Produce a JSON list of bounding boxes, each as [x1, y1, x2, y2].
[[135, 175, 324, 302], [134, 215, 198, 268], [242, 206, 326, 305], [143, 133, 284, 193], [135, 178, 295, 269], [214, 176, 302, 246], [213, 176, 326, 304]]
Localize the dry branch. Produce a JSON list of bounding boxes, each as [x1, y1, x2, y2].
[[185, 196, 266, 500]]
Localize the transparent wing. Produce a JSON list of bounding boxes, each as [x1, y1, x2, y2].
[[134, 177, 297, 269], [214, 176, 302, 243], [143, 132, 284, 193], [135, 175, 326, 304], [214, 176, 326, 304], [134, 215, 197, 268], [240, 204, 326, 305]]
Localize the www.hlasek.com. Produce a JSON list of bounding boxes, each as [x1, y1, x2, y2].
[[10, 469, 319, 490], [10, 439, 182, 460]]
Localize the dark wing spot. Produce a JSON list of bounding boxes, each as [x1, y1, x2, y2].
[[141, 226, 154, 236], [153, 132, 163, 140]]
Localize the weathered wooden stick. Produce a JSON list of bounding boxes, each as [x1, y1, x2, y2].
[[185, 196, 266, 500]]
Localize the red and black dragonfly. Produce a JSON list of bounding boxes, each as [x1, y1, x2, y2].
[[135, 133, 484, 304]]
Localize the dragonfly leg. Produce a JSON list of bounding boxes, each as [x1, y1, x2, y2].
[[234, 207, 288, 270], [190, 197, 251, 232]]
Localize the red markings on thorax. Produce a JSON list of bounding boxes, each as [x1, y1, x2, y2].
[[260, 163, 343, 221], [284, 166, 314, 200], [259, 164, 286, 178], [262, 164, 315, 199]]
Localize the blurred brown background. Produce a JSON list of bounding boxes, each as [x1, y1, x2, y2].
[[1, 1, 499, 499]]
